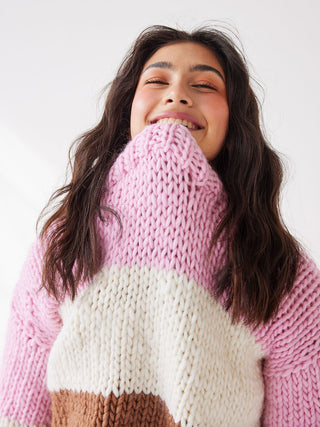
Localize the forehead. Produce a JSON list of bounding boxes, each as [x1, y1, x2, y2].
[[143, 41, 224, 77]]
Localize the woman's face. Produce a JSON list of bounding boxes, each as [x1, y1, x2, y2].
[[130, 41, 229, 161]]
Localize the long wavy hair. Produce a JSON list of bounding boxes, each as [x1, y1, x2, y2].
[[39, 25, 300, 325]]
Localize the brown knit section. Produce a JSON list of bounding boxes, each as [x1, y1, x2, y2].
[[51, 389, 181, 426]]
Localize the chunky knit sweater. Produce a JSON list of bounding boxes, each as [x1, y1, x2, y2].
[[0, 124, 319, 427]]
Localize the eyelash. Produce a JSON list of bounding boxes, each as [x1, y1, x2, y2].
[[193, 83, 216, 90], [145, 80, 216, 90], [146, 79, 168, 85]]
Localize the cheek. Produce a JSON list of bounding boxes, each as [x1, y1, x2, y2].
[[207, 100, 229, 133], [220, 104, 230, 133], [130, 92, 151, 138]]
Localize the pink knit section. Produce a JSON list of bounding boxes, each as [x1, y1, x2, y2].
[[97, 123, 228, 294], [1, 123, 319, 425], [254, 254, 320, 426], [0, 241, 61, 426]]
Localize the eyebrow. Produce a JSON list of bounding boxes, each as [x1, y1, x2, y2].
[[143, 61, 225, 82]]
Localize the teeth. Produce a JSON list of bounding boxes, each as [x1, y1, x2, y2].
[[156, 118, 197, 129]]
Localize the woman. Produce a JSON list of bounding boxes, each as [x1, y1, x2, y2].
[[0, 25, 319, 426]]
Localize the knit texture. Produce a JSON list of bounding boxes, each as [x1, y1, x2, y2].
[[0, 123, 319, 426]]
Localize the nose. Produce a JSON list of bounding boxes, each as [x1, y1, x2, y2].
[[166, 97, 190, 105], [164, 83, 192, 106]]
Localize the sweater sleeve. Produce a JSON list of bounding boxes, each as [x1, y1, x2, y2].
[[260, 255, 320, 426], [0, 241, 61, 427]]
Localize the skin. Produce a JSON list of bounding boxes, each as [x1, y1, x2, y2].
[[130, 41, 229, 161]]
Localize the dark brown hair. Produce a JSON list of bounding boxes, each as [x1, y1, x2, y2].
[[39, 25, 300, 325]]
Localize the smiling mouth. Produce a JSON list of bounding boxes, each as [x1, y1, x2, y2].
[[150, 117, 202, 130]]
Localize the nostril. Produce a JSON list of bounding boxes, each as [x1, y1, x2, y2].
[[180, 99, 188, 104]]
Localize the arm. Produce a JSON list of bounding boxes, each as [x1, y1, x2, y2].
[[261, 255, 320, 426], [0, 241, 61, 427]]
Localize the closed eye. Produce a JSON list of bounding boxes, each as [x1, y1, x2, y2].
[[193, 84, 217, 90], [146, 79, 168, 85]]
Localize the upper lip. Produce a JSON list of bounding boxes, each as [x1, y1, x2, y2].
[[149, 111, 204, 129]]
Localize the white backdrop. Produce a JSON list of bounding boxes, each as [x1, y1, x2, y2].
[[1, 0, 319, 355]]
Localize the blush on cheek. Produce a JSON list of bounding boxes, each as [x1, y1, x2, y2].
[[217, 104, 229, 134], [130, 94, 150, 140]]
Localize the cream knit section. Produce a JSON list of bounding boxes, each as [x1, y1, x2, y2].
[[0, 416, 40, 427], [47, 264, 265, 427]]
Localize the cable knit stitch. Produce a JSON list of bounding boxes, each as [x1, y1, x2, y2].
[[0, 123, 319, 426]]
